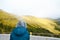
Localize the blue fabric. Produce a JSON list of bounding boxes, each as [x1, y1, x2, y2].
[[10, 26, 30, 40]]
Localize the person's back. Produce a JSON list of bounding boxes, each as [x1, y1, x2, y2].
[[10, 20, 30, 40]]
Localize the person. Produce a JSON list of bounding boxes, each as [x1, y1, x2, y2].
[[10, 19, 30, 40]]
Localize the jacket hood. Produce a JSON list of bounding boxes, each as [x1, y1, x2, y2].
[[14, 27, 26, 36]]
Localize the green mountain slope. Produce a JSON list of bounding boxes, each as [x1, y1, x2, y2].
[[0, 10, 60, 38]]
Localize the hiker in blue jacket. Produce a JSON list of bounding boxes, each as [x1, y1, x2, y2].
[[10, 19, 30, 40]]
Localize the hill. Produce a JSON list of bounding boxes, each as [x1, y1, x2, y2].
[[0, 9, 18, 33], [0, 9, 60, 37], [0, 9, 18, 27], [22, 16, 60, 35]]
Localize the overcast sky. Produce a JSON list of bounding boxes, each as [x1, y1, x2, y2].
[[0, 0, 60, 18]]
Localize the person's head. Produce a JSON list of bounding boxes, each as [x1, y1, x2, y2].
[[16, 18, 27, 28]]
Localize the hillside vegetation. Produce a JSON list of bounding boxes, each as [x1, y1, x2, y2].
[[0, 9, 18, 33], [0, 9, 60, 38]]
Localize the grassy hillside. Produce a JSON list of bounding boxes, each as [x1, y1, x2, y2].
[[0, 10, 60, 38], [0, 9, 18, 26], [0, 9, 18, 33], [22, 16, 60, 34]]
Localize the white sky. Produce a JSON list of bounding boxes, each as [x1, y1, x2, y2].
[[0, 0, 60, 18]]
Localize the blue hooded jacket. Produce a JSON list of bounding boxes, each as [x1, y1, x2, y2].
[[10, 20, 30, 40]]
